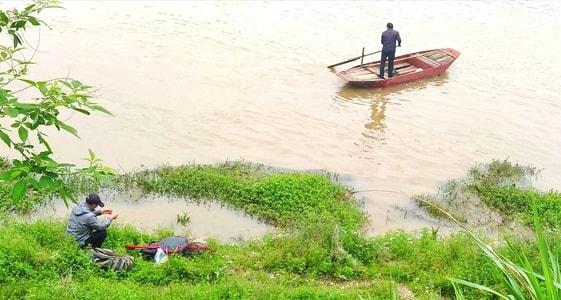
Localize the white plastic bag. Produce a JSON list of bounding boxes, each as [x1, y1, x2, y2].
[[154, 248, 168, 264]]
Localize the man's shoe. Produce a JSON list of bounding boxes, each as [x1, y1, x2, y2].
[[378, 75, 385, 79]]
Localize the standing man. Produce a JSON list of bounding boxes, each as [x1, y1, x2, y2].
[[379, 22, 401, 79], [66, 193, 119, 249]]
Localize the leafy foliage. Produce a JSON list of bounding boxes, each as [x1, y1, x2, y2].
[[0, 0, 115, 206]]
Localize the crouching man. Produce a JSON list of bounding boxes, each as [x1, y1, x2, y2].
[[66, 193, 119, 249]]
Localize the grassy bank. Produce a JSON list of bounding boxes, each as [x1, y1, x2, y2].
[[1, 159, 561, 299]]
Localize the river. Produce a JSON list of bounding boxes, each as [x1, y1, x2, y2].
[[8, 1, 560, 241]]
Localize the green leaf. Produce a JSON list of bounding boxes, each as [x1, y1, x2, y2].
[[90, 104, 113, 115], [70, 79, 83, 88], [27, 178, 40, 190], [27, 16, 40, 26], [24, 4, 36, 11], [0, 171, 11, 181], [0, 88, 7, 100], [39, 84, 49, 95], [59, 188, 76, 207], [19, 78, 38, 87], [72, 107, 90, 115], [11, 32, 21, 48], [3, 169, 21, 180], [102, 166, 117, 175], [0, 12, 8, 26], [96, 173, 113, 186], [0, 131, 11, 147], [39, 175, 56, 191], [11, 180, 27, 203], [13, 102, 36, 110], [37, 133, 52, 152], [57, 122, 79, 137], [11, 20, 27, 29], [31, 115, 45, 129], [4, 107, 19, 117], [18, 126, 28, 142]]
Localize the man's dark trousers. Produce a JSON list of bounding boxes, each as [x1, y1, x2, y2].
[[379, 50, 396, 78], [83, 229, 107, 248]]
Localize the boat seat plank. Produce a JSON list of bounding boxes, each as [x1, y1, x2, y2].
[[356, 63, 410, 76], [348, 66, 379, 76], [365, 67, 380, 75], [345, 66, 373, 75], [394, 66, 418, 75], [427, 53, 448, 61], [436, 56, 452, 63], [397, 65, 417, 72], [394, 62, 411, 69], [418, 55, 440, 67], [349, 69, 373, 76], [353, 74, 381, 80], [425, 50, 442, 56], [360, 63, 416, 77], [426, 50, 444, 56]]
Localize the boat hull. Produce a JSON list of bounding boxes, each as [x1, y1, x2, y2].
[[335, 48, 460, 88]]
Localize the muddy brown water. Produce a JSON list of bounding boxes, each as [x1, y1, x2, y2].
[[6, 1, 560, 240]]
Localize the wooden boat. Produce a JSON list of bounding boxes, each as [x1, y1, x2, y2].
[[335, 48, 460, 88]]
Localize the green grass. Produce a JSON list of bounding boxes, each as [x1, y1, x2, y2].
[[0, 218, 401, 299], [2, 158, 561, 299], [116, 162, 365, 229], [451, 206, 561, 299]]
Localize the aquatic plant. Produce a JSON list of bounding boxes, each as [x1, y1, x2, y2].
[[451, 205, 561, 299]]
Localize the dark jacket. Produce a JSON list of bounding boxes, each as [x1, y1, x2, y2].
[[66, 202, 112, 246], [381, 29, 401, 51]]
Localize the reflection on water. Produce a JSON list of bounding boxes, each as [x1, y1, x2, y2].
[[334, 71, 451, 101], [332, 72, 451, 139], [365, 100, 388, 132]]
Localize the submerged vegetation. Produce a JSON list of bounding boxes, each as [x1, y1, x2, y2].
[[416, 159, 561, 235], [1, 158, 561, 299]]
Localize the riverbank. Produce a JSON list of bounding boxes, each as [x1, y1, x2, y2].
[[1, 158, 560, 299]]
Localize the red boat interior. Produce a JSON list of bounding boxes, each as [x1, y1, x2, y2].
[[336, 48, 460, 86], [380, 49, 456, 77]]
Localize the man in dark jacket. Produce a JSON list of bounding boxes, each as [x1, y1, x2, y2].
[[66, 193, 119, 248], [379, 22, 402, 79]]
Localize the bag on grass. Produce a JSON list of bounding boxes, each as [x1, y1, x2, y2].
[[90, 247, 134, 271], [154, 248, 168, 264], [139, 241, 161, 260], [126, 236, 210, 261]]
